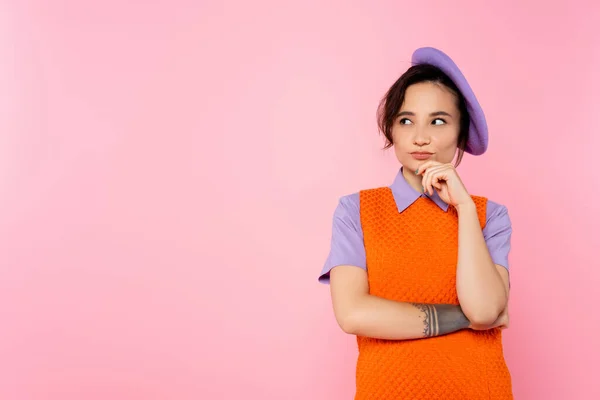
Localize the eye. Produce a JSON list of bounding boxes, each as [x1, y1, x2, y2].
[[432, 118, 446, 125], [399, 118, 413, 125]]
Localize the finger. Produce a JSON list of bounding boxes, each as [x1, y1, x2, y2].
[[431, 178, 443, 192], [415, 160, 441, 176], [421, 165, 436, 194], [415, 161, 430, 176], [500, 315, 509, 330], [423, 165, 443, 195], [425, 165, 449, 195], [432, 165, 457, 196], [430, 167, 452, 195]]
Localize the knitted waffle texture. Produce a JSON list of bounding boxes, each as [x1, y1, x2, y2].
[[355, 187, 512, 399]]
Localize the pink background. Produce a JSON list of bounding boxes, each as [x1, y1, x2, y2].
[[1, 0, 599, 399]]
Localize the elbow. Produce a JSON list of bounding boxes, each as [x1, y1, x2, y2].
[[337, 312, 359, 335], [333, 293, 369, 336], [460, 293, 507, 327], [466, 312, 498, 327], [337, 303, 367, 336], [463, 307, 501, 326]]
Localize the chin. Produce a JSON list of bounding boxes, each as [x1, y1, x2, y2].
[[399, 156, 435, 168], [398, 160, 418, 172]]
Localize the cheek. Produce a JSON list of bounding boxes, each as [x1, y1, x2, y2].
[[434, 137, 458, 151], [392, 136, 410, 155], [391, 129, 409, 147], [433, 130, 460, 150]]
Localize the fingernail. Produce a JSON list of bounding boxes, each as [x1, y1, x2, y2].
[[415, 168, 419, 174]]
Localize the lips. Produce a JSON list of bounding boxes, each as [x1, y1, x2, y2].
[[411, 152, 433, 160]]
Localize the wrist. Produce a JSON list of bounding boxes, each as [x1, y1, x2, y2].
[[455, 199, 476, 214], [434, 304, 470, 335]]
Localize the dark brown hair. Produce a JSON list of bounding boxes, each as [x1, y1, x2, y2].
[[376, 64, 470, 166]]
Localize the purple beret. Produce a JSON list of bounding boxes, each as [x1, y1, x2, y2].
[[411, 47, 488, 156]]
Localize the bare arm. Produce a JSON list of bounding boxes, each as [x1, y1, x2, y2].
[[455, 201, 510, 326], [330, 265, 470, 340]]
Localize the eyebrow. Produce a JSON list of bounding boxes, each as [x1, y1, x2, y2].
[[396, 111, 453, 118]]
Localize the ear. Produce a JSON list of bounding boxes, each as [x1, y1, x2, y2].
[[454, 147, 465, 167]]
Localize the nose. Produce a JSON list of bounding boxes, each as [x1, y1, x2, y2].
[[413, 125, 431, 146]]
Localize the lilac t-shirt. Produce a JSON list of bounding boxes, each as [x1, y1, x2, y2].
[[319, 169, 512, 284]]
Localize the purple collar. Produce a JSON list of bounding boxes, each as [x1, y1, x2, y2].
[[389, 167, 450, 213]]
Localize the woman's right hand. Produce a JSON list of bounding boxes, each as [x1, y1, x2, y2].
[[469, 307, 509, 331]]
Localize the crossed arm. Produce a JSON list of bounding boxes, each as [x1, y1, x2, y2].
[[329, 203, 510, 340]]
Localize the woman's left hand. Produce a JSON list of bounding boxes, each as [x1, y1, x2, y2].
[[417, 161, 473, 207]]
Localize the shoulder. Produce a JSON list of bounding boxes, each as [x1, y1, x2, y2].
[[330, 192, 361, 227], [484, 198, 511, 225], [335, 186, 390, 211], [473, 196, 512, 236], [332, 187, 392, 227], [334, 192, 360, 214], [470, 195, 510, 220], [468, 195, 511, 231], [477, 197, 513, 269], [357, 186, 393, 205]]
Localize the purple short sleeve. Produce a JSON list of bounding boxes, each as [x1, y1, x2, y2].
[[483, 200, 512, 271], [318, 193, 366, 284]]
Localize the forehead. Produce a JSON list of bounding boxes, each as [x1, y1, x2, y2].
[[400, 82, 459, 112]]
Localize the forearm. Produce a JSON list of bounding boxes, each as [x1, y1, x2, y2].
[[455, 201, 507, 324], [341, 294, 470, 340]]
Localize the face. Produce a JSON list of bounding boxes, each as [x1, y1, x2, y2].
[[391, 81, 461, 171]]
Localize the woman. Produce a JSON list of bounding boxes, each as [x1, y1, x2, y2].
[[318, 47, 513, 399]]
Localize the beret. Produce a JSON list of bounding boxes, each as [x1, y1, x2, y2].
[[411, 47, 488, 156]]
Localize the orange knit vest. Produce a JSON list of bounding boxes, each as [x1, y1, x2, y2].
[[356, 187, 512, 399]]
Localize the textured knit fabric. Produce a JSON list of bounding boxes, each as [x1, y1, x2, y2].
[[355, 187, 512, 399]]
